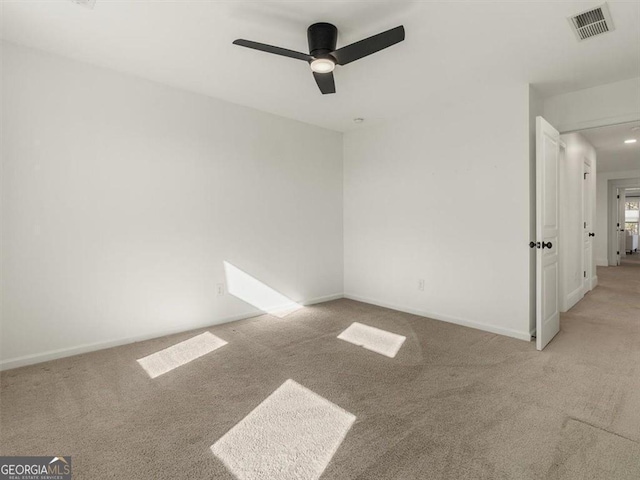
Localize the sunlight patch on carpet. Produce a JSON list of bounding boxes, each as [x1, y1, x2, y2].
[[211, 379, 355, 480], [337, 322, 406, 358], [137, 332, 227, 378]]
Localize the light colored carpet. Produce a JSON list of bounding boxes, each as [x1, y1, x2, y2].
[[1, 262, 639, 479], [337, 322, 406, 358], [211, 379, 355, 480], [622, 251, 640, 266], [137, 331, 227, 379]]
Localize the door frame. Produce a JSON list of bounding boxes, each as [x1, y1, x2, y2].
[[608, 178, 640, 265], [557, 146, 594, 312], [558, 140, 582, 312], [582, 159, 593, 295]]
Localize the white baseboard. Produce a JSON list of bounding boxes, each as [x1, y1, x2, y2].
[[562, 286, 583, 312], [301, 293, 343, 306], [343, 293, 532, 342], [596, 258, 608, 267], [591, 276, 598, 289], [0, 293, 344, 371]]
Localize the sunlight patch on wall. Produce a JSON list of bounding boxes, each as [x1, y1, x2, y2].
[[337, 322, 406, 358], [223, 261, 302, 318], [211, 379, 355, 480], [137, 332, 227, 378]]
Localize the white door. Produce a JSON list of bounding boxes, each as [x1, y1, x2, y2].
[[536, 116, 560, 351], [618, 190, 625, 264], [583, 161, 592, 293]]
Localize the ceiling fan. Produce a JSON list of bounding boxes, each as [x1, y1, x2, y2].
[[233, 23, 405, 95]]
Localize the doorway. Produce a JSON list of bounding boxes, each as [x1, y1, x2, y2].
[[606, 185, 640, 266], [534, 118, 640, 350], [616, 186, 640, 265]]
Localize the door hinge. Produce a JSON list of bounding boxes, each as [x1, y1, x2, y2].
[[617, 251, 620, 255], [584, 222, 587, 228], [617, 195, 620, 199], [584, 271, 586, 278], [584, 173, 588, 179]]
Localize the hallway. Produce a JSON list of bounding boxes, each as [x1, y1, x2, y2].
[[621, 252, 640, 267], [553, 254, 640, 450]]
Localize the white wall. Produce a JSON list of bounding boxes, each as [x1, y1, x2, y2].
[[3, 43, 636, 370], [343, 84, 532, 340], [596, 170, 640, 265], [558, 132, 596, 310], [597, 149, 640, 173], [544, 77, 640, 134], [1, 43, 344, 369]]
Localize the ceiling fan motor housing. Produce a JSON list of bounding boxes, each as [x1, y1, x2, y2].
[[307, 23, 338, 59]]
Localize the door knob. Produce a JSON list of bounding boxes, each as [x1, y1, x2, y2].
[[542, 241, 552, 249], [588, 232, 595, 237]]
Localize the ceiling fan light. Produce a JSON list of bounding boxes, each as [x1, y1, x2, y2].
[[310, 58, 335, 73]]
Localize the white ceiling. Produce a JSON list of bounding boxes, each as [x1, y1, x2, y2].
[[1, 1, 639, 132], [581, 121, 640, 173]]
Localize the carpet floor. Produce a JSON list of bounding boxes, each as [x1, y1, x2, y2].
[[1, 262, 639, 479]]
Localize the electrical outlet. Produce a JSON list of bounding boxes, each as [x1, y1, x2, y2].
[[217, 283, 225, 297], [418, 279, 425, 291]]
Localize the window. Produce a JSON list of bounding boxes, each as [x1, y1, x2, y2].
[[626, 200, 639, 235]]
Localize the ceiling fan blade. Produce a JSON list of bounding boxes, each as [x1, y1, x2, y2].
[[331, 26, 405, 66], [313, 72, 336, 94], [233, 39, 312, 62]]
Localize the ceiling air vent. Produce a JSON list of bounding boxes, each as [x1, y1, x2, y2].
[[568, 3, 615, 41]]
